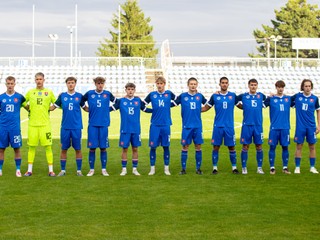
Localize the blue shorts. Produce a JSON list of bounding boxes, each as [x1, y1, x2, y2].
[[240, 125, 263, 145], [149, 125, 171, 147], [181, 127, 203, 146], [294, 127, 317, 144], [119, 133, 141, 148], [60, 128, 82, 150], [211, 126, 235, 146], [268, 129, 290, 146], [87, 125, 109, 149], [0, 129, 22, 149]]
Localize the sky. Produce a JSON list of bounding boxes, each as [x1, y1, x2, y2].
[[0, 0, 318, 58]]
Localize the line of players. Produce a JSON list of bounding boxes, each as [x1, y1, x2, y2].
[[0, 73, 319, 177]]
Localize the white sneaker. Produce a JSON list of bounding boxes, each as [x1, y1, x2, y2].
[[132, 168, 140, 176], [120, 168, 127, 176], [242, 167, 247, 175], [257, 167, 265, 174], [0, 170, 2, 176], [102, 169, 109, 176], [310, 167, 319, 174], [294, 167, 300, 174], [86, 170, 95, 177], [148, 166, 155, 175], [164, 165, 171, 176], [16, 170, 22, 177]]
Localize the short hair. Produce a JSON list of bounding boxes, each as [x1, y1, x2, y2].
[[300, 79, 313, 91], [93, 76, 106, 84], [275, 80, 285, 88], [187, 77, 198, 85], [35, 72, 45, 78], [65, 76, 77, 83], [155, 76, 166, 84], [219, 76, 229, 83], [6, 76, 16, 82], [125, 82, 136, 89], [248, 78, 258, 85]]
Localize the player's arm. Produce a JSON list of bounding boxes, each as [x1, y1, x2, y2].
[[50, 94, 62, 111], [236, 94, 243, 109], [315, 97, 320, 134], [140, 99, 152, 113], [202, 94, 212, 112], [170, 90, 178, 108], [82, 92, 89, 112], [110, 99, 120, 112]]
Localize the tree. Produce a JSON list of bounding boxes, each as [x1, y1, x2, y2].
[[96, 0, 158, 59], [250, 0, 320, 58]]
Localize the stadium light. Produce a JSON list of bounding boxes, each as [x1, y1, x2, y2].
[[270, 35, 282, 59], [48, 34, 59, 58], [67, 26, 76, 66]]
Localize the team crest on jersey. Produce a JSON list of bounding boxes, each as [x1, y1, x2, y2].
[[298, 97, 302, 101], [217, 96, 221, 100], [211, 139, 214, 143], [2, 99, 6, 103], [153, 94, 157, 99], [91, 94, 95, 98], [64, 97, 68, 101], [120, 141, 124, 146], [310, 99, 314, 103], [184, 97, 189, 101], [103, 94, 107, 98], [274, 99, 278, 103], [44, 92, 48, 96], [124, 102, 127, 106], [75, 97, 79, 101], [38, 92, 42, 96], [14, 98, 18, 103], [196, 96, 200, 100], [257, 94, 260, 98], [246, 95, 250, 99], [228, 96, 233, 100], [269, 139, 272, 143], [285, 98, 289, 102], [182, 139, 186, 143], [164, 94, 168, 98], [134, 101, 138, 105]]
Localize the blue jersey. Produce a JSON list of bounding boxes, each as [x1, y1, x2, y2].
[[207, 91, 238, 128], [264, 95, 291, 130], [237, 92, 266, 126], [0, 92, 25, 130], [175, 92, 206, 129], [113, 97, 148, 134], [292, 92, 320, 128], [83, 90, 116, 127], [54, 92, 85, 130], [144, 90, 176, 126]]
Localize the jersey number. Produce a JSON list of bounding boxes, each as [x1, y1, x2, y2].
[[251, 100, 257, 107], [128, 107, 134, 115], [302, 103, 308, 111], [37, 98, 43, 105], [97, 100, 101, 107], [190, 102, 196, 110], [279, 104, 284, 111], [223, 101, 228, 109], [68, 103, 73, 111], [6, 104, 14, 112]]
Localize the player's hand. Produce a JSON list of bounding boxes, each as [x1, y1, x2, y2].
[[316, 127, 320, 134]]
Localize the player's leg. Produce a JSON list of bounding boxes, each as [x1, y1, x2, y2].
[[280, 129, 290, 174], [8, 130, 22, 177], [87, 125, 99, 176], [72, 129, 83, 176], [193, 127, 204, 175], [161, 126, 171, 176], [294, 127, 306, 174], [0, 148, 4, 176], [268, 129, 277, 174], [99, 127, 109, 176], [39, 125, 55, 176], [148, 125, 160, 175], [180, 128, 192, 174], [131, 133, 141, 176], [58, 129, 70, 176], [132, 147, 140, 176], [240, 126, 253, 174], [306, 128, 318, 174], [120, 148, 128, 176], [25, 126, 39, 176], [211, 127, 223, 174], [225, 127, 238, 174], [253, 126, 264, 174], [13, 148, 22, 177]]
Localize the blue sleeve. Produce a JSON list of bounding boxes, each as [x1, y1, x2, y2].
[[109, 92, 116, 103], [315, 97, 320, 109], [236, 94, 243, 102], [112, 99, 120, 111], [55, 94, 62, 107], [201, 94, 207, 105], [170, 91, 177, 101], [83, 91, 89, 102], [264, 97, 271, 107], [140, 98, 153, 113], [206, 94, 214, 107], [291, 94, 297, 107], [80, 94, 86, 108], [174, 94, 182, 105], [144, 93, 151, 104]]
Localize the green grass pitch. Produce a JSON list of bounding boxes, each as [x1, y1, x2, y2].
[[0, 106, 319, 239]]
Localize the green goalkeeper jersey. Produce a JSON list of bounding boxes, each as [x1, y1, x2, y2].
[[25, 88, 56, 126]]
